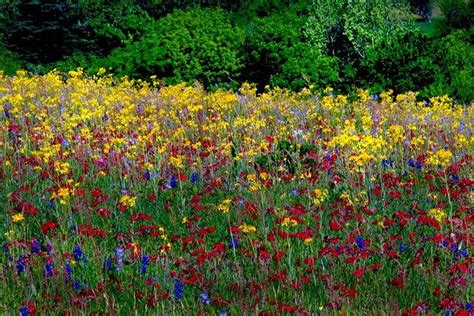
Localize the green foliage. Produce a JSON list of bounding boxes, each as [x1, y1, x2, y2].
[[305, 0, 414, 58], [426, 28, 474, 102], [358, 31, 438, 94], [78, 8, 245, 88], [1, 1, 98, 63], [439, 0, 473, 29], [76, 0, 154, 54], [0, 0, 471, 100], [0, 41, 22, 75], [245, 12, 339, 91]]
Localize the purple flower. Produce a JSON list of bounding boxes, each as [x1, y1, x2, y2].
[[200, 292, 210, 305], [115, 247, 124, 271], [31, 239, 40, 254], [45, 261, 54, 278], [16, 256, 27, 274]]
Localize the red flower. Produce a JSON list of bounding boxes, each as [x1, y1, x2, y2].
[[391, 277, 404, 288], [329, 220, 342, 231], [353, 267, 365, 279], [41, 221, 57, 235]]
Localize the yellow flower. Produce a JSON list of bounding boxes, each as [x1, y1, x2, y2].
[[428, 208, 447, 223], [239, 223, 257, 234], [12, 213, 25, 222], [119, 194, 137, 208], [218, 199, 232, 214], [280, 217, 298, 227], [313, 188, 328, 206], [426, 149, 453, 168], [54, 161, 70, 175]]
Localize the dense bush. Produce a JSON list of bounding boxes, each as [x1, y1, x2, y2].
[[358, 31, 439, 94], [0, 42, 22, 75], [244, 12, 339, 91], [57, 8, 245, 88], [439, 0, 473, 29], [425, 28, 474, 102]]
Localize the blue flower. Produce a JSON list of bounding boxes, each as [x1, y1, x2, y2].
[[141, 254, 150, 274], [399, 243, 408, 253], [165, 175, 178, 189], [465, 303, 473, 311], [73, 280, 81, 291], [4, 108, 10, 119], [170, 175, 178, 188], [103, 257, 112, 272], [229, 236, 239, 249], [115, 247, 124, 271], [382, 159, 393, 168], [45, 261, 54, 278], [65, 262, 73, 277], [73, 245, 84, 262], [408, 159, 422, 169], [290, 188, 298, 197], [31, 239, 40, 254], [174, 279, 184, 300], [200, 292, 210, 305], [145, 170, 151, 181], [16, 256, 27, 274], [356, 235, 366, 251], [191, 173, 199, 184], [19, 306, 29, 316]]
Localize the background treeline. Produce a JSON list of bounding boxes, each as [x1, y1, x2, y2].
[[0, 0, 473, 101]]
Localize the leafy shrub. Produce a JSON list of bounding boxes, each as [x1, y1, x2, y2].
[[358, 31, 439, 94], [439, 0, 473, 29], [245, 12, 339, 91], [0, 42, 23, 75], [82, 8, 245, 88], [426, 28, 474, 102]]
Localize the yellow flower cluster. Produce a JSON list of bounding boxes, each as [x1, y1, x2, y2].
[[0, 70, 472, 188], [119, 195, 137, 208], [240, 223, 257, 234], [218, 199, 232, 214], [427, 208, 447, 223], [426, 149, 453, 168], [280, 217, 298, 227], [54, 161, 70, 175], [313, 188, 329, 206]]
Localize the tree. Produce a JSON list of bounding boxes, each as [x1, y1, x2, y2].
[[304, 0, 413, 59], [1, 0, 96, 63]]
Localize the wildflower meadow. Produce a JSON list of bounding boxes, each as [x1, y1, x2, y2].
[[0, 69, 472, 315]]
